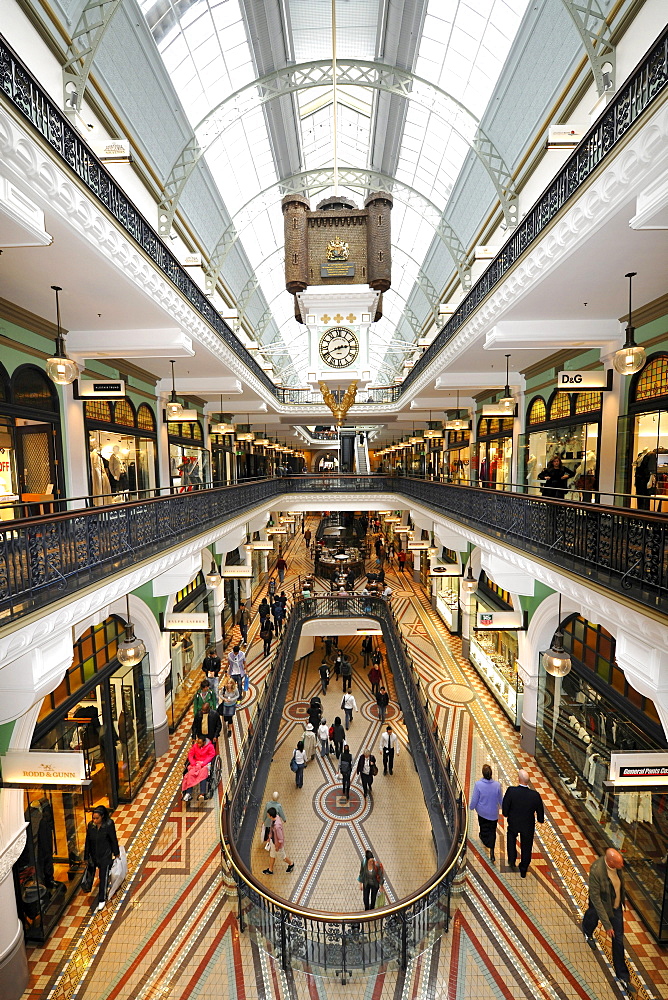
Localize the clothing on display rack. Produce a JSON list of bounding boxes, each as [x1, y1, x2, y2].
[[617, 791, 653, 824]]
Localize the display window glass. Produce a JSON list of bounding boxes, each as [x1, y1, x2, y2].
[[476, 418, 513, 489], [168, 420, 210, 489], [536, 614, 668, 942], [444, 430, 470, 483], [524, 392, 601, 498], [626, 354, 668, 510], [468, 572, 522, 724], [85, 399, 158, 504], [166, 573, 213, 730]]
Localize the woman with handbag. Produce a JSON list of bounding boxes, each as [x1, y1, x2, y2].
[[356, 750, 377, 799], [339, 744, 353, 800], [358, 849, 384, 910], [83, 805, 120, 912], [331, 716, 345, 759], [291, 740, 307, 788], [219, 676, 239, 737]]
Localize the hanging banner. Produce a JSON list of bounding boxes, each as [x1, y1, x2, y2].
[[474, 610, 527, 631], [557, 369, 613, 391], [162, 612, 210, 631], [1, 750, 86, 786]]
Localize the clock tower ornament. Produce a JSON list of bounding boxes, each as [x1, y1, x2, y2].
[[282, 192, 392, 386]]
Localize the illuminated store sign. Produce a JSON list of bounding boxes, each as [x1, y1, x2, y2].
[[474, 610, 527, 631], [1, 750, 86, 786], [556, 369, 613, 391]]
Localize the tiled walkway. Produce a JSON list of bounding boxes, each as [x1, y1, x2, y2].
[[23, 519, 665, 1000]]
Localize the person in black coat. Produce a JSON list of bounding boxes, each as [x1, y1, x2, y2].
[[191, 705, 222, 742], [84, 805, 120, 911], [501, 770, 544, 877], [537, 456, 573, 498]]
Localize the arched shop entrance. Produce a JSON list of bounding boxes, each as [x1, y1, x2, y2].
[[623, 353, 668, 509], [84, 399, 159, 503], [535, 613, 667, 943], [0, 363, 64, 515]]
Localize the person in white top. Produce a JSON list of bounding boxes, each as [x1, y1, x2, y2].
[[227, 646, 247, 700], [341, 692, 358, 729], [382, 585, 392, 601], [317, 719, 330, 756], [303, 723, 316, 760], [380, 725, 399, 775]]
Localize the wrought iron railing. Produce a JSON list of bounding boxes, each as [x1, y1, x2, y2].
[[2, 475, 667, 626], [1, 28, 665, 404], [220, 595, 467, 975], [275, 386, 402, 405], [401, 26, 668, 394]]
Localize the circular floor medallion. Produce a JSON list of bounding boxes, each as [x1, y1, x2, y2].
[[283, 700, 311, 722], [319, 786, 365, 821], [440, 683, 476, 704]]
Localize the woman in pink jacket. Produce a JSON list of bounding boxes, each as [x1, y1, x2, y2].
[[182, 737, 216, 801]]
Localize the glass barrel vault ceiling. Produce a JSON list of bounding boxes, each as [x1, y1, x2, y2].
[[140, 0, 531, 385]]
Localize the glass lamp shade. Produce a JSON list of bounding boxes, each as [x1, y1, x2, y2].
[[116, 626, 146, 666], [543, 636, 572, 678], [460, 567, 477, 595], [46, 354, 78, 385], [206, 563, 221, 587], [166, 400, 184, 419], [498, 395, 515, 415], [612, 343, 646, 376]]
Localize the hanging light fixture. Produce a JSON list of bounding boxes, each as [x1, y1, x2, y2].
[[212, 395, 235, 435], [165, 360, 184, 420], [116, 595, 147, 666], [460, 563, 477, 595], [613, 271, 646, 376], [446, 390, 469, 430], [206, 559, 221, 588], [45, 286, 79, 385], [543, 594, 572, 677], [498, 354, 516, 415]]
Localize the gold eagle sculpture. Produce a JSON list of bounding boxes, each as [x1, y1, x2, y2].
[[319, 381, 358, 426]]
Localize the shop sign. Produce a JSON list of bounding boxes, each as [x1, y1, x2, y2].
[[429, 563, 461, 576], [474, 610, 527, 631], [247, 541, 274, 551], [89, 138, 132, 162], [219, 566, 253, 579], [609, 752, 668, 786], [556, 369, 613, 391], [74, 379, 126, 399], [162, 612, 210, 631], [0, 447, 15, 497], [1, 750, 86, 786]]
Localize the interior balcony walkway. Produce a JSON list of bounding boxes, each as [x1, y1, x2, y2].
[[20, 518, 666, 1000]]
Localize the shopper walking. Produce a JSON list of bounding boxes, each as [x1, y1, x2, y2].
[[276, 555, 287, 584], [237, 603, 249, 645], [469, 764, 503, 863], [502, 769, 544, 877], [227, 645, 247, 700], [361, 636, 373, 667], [331, 717, 345, 758], [291, 741, 307, 788], [339, 744, 353, 799], [319, 659, 330, 695], [272, 597, 285, 634], [260, 616, 274, 657], [368, 663, 381, 696], [193, 679, 217, 717], [582, 849, 634, 993], [262, 808, 294, 875], [340, 655, 352, 692], [304, 528, 312, 550], [397, 549, 407, 573], [303, 723, 317, 761], [262, 791, 286, 842], [376, 686, 389, 723], [356, 749, 377, 799], [341, 691, 358, 729], [219, 676, 239, 737], [83, 805, 120, 912], [202, 647, 221, 700], [358, 849, 384, 910], [317, 719, 330, 757], [380, 725, 398, 775], [191, 703, 221, 743], [268, 576, 277, 599]]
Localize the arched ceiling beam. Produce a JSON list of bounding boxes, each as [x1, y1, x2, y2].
[[560, 0, 615, 96], [62, 0, 123, 114], [158, 59, 518, 235], [203, 167, 471, 298]]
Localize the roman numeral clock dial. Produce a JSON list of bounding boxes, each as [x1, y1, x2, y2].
[[319, 327, 359, 368]]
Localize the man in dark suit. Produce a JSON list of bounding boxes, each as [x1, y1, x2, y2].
[[502, 769, 544, 877]]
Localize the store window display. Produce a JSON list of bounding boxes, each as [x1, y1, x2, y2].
[[468, 572, 523, 725], [626, 354, 668, 509], [536, 614, 668, 942], [444, 429, 470, 483], [168, 419, 210, 489], [476, 418, 513, 489], [166, 573, 213, 729], [85, 400, 158, 504], [524, 392, 601, 498]]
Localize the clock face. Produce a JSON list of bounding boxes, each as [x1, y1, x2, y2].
[[319, 327, 359, 368]]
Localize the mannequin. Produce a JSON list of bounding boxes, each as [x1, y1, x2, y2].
[[90, 446, 111, 506]]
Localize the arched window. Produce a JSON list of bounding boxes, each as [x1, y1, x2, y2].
[[12, 365, 58, 412], [477, 418, 489, 437], [527, 397, 546, 425], [136, 403, 156, 432], [192, 421, 203, 441], [631, 353, 668, 405], [113, 399, 136, 427], [549, 392, 571, 421], [85, 400, 112, 422], [0, 362, 9, 403], [574, 392, 603, 415]]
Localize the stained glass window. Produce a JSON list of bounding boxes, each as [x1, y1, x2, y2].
[[633, 354, 668, 403], [136, 404, 156, 432], [85, 400, 112, 422], [12, 366, 58, 411], [527, 398, 546, 425], [574, 392, 602, 414], [549, 393, 571, 421], [114, 399, 136, 427]]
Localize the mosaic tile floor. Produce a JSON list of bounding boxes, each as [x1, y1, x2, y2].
[[23, 519, 666, 1000]]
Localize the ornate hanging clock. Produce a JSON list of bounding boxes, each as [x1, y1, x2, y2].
[[319, 327, 359, 368]]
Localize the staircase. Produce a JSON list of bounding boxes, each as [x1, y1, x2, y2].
[[355, 432, 370, 474]]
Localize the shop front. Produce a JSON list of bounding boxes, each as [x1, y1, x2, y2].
[[523, 392, 601, 497], [0, 363, 64, 517], [617, 353, 668, 509], [431, 548, 461, 633], [168, 419, 210, 489], [443, 429, 470, 484], [535, 614, 668, 942], [476, 417, 513, 489], [165, 572, 214, 729], [468, 572, 523, 725], [85, 399, 158, 503], [210, 430, 236, 485], [31, 617, 156, 809]]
